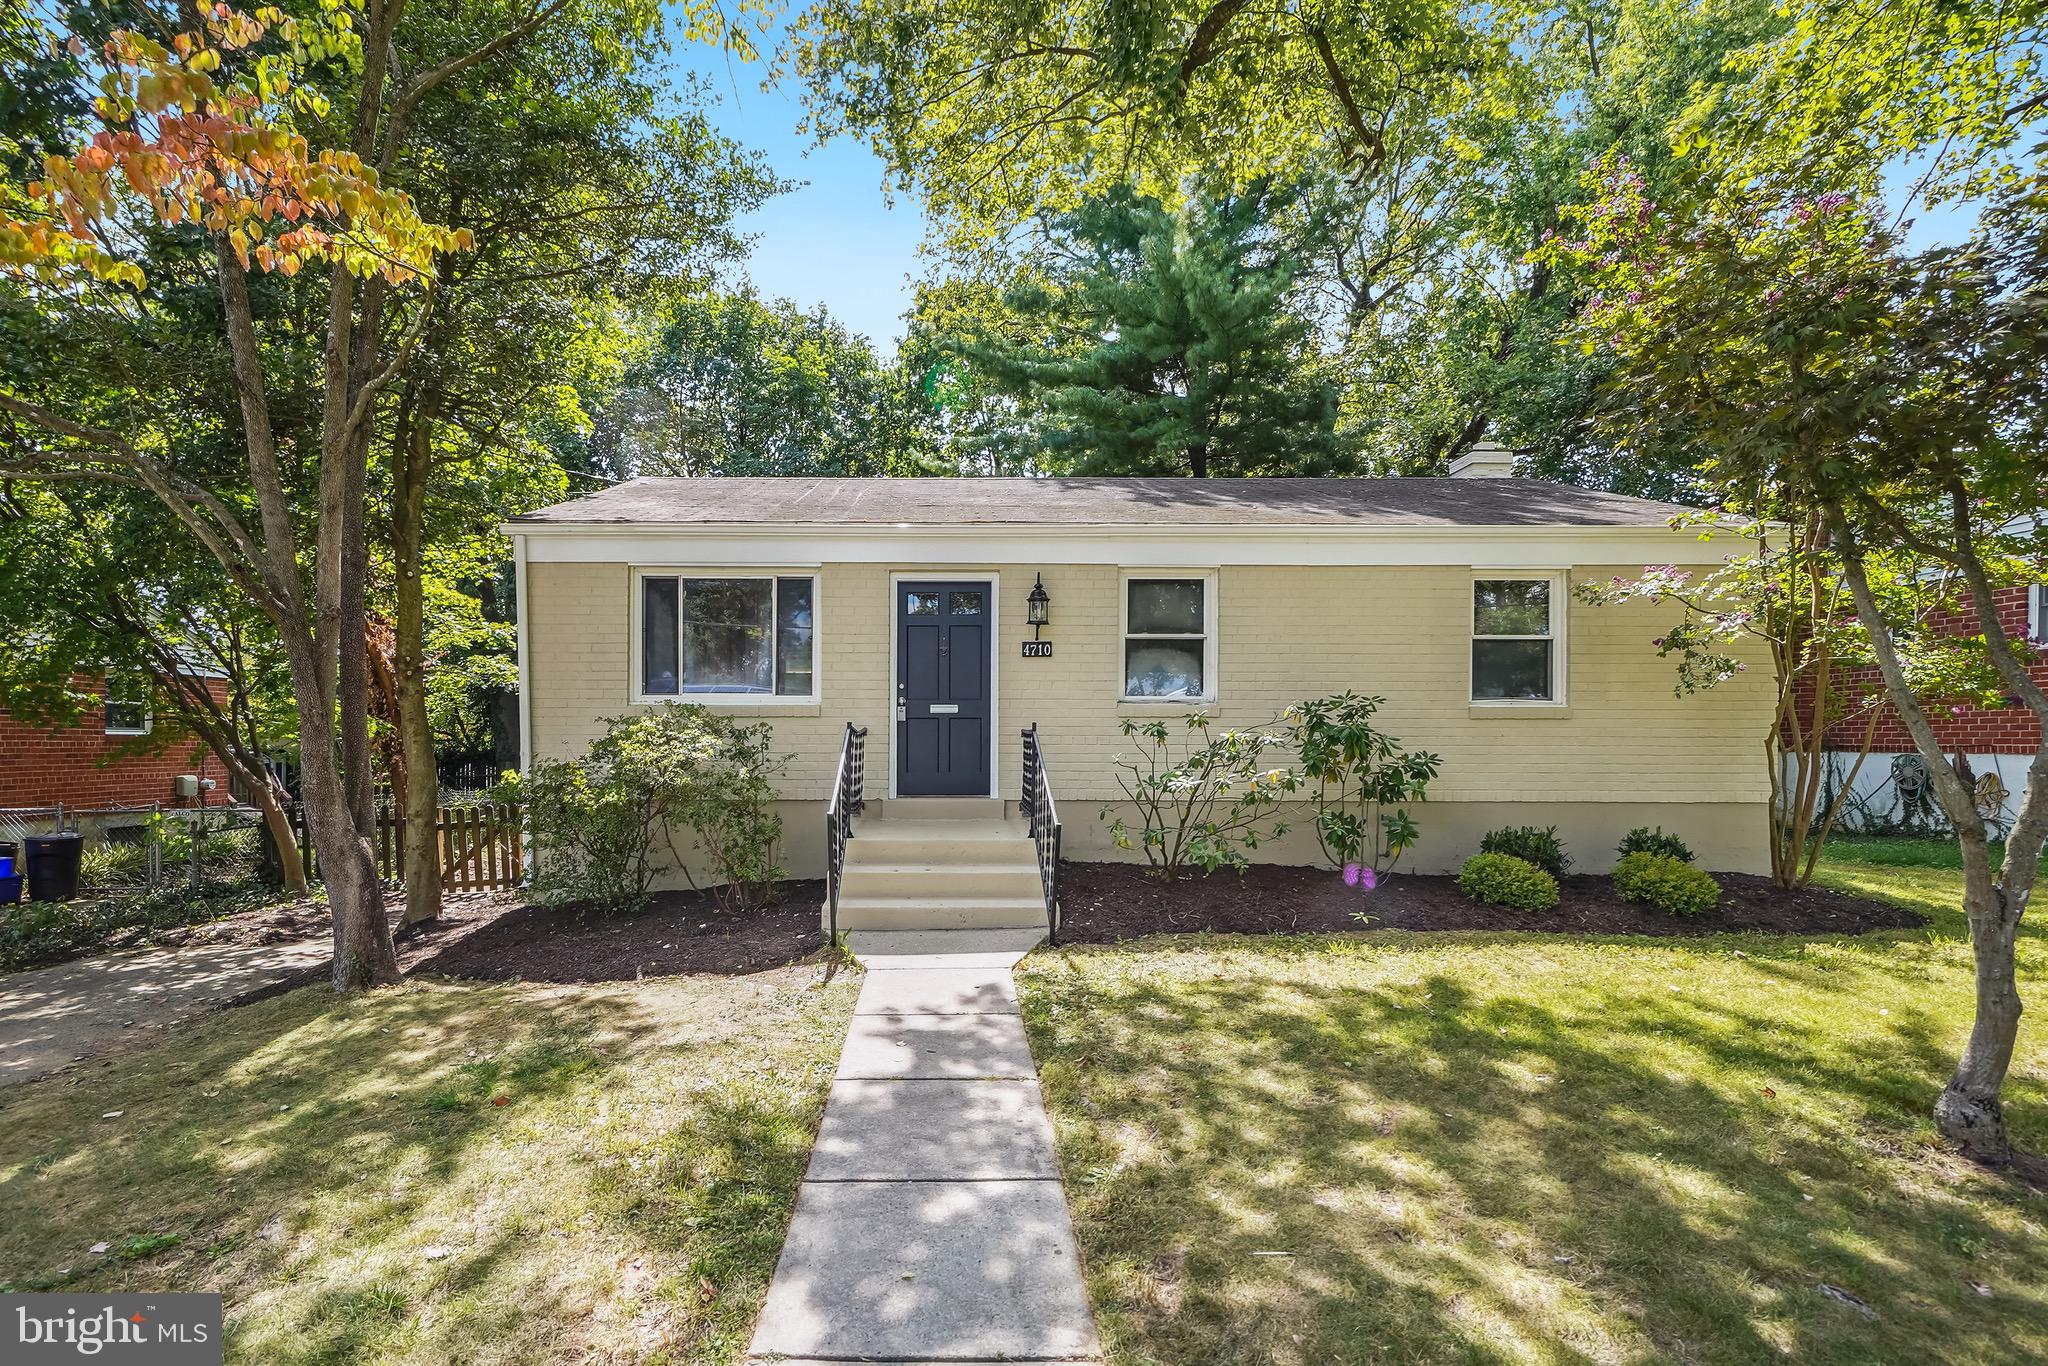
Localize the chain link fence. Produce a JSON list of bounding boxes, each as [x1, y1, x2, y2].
[[0, 804, 269, 894]]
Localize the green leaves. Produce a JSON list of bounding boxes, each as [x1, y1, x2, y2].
[[955, 184, 1340, 474], [522, 706, 791, 914], [1287, 691, 1439, 875]]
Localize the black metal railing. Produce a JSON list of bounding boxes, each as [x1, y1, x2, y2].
[[825, 722, 868, 943], [1021, 724, 1061, 945]]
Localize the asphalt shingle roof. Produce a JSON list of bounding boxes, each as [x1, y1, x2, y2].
[[512, 476, 1694, 529]]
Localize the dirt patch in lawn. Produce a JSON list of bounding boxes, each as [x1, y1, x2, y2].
[[1056, 862, 1926, 941], [406, 881, 828, 983], [142, 893, 345, 950]]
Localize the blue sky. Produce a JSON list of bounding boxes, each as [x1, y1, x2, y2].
[[666, 13, 1984, 354], [671, 15, 928, 352]]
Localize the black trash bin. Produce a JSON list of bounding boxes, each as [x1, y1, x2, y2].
[[25, 833, 85, 903]]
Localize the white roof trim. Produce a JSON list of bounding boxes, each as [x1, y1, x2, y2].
[[507, 521, 1737, 569]]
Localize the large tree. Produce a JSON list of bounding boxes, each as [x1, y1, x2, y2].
[[366, 2, 774, 922], [595, 289, 939, 477], [1546, 160, 2048, 1164], [793, 0, 1781, 481], [956, 184, 1339, 475], [0, 2, 727, 987]]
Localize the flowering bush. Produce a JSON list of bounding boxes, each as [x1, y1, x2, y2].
[[1287, 692, 1439, 878], [1613, 852, 1720, 916], [1103, 713, 1299, 877], [1457, 853, 1559, 912]]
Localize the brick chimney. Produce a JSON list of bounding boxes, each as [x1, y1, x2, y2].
[[1449, 441, 1517, 478]]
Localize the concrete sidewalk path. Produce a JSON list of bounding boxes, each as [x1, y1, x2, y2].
[[747, 930, 1102, 1364], [0, 937, 329, 1088]]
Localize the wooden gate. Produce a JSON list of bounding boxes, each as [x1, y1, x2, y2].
[[295, 802, 523, 891]]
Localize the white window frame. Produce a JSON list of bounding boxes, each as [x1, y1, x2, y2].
[[1469, 570, 1569, 708], [2031, 582, 2047, 643], [1119, 570, 1219, 704], [629, 567, 822, 707], [103, 673, 152, 736]]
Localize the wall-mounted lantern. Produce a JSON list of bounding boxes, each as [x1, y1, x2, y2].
[[1026, 574, 1051, 639]]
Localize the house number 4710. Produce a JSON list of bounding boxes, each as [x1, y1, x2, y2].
[[1021, 641, 1053, 658]]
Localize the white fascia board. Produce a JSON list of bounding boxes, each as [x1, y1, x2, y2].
[[504, 520, 1741, 568], [513, 532, 532, 777]]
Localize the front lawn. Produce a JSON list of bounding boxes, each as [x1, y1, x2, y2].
[[1019, 851, 2048, 1364], [0, 965, 857, 1364]]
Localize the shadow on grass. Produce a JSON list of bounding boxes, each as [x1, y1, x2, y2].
[[0, 971, 852, 1365], [1022, 922, 2048, 1365]]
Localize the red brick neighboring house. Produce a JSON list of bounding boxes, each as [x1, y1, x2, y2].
[[1820, 582, 2047, 833], [0, 673, 230, 813]]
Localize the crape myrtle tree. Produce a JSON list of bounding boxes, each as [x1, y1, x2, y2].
[[1, 3, 467, 987], [1576, 507, 2002, 888], [0, 2, 678, 989], [958, 184, 1340, 476], [1543, 161, 2048, 1163]]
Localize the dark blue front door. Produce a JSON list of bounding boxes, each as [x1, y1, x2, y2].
[[897, 581, 993, 796]]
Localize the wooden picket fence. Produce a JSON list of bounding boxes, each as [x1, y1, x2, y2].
[[292, 802, 523, 892]]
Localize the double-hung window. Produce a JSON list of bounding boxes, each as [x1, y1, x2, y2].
[[2031, 583, 2047, 643], [639, 574, 816, 701], [104, 672, 151, 735], [1471, 575, 1564, 704], [1122, 574, 1214, 700]]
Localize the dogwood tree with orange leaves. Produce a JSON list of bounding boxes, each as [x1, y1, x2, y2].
[[0, 0, 576, 993], [2, 4, 467, 289]]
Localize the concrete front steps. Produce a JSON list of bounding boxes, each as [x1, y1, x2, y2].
[[834, 798, 1050, 932]]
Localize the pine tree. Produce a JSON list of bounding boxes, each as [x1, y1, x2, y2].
[[964, 185, 1339, 476]]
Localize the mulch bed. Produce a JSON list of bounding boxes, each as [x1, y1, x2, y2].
[[1055, 862, 1926, 942], [143, 895, 341, 950], [404, 881, 827, 984]]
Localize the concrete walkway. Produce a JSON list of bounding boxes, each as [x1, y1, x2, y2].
[[748, 929, 1102, 1365], [0, 937, 329, 1087]]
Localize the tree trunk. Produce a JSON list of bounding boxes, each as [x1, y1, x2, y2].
[[1935, 902, 2025, 1156], [392, 407, 444, 924], [217, 235, 398, 992], [254, 777, 309, 895], [285, 632, 400, 990], [1832, 509, 2027, 1163]]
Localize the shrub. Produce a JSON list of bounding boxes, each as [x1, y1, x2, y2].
[[1457, 852, 1560, 911], [1479, 825, 1571, 878], [519, 705, 790, 915], [1287, 691, 1441, 878], [1613, 851, 1721, 916], [1618, 825, 1695, 863], [1103, 713, 1299, 877]]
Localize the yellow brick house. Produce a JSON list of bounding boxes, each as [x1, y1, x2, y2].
[[507, 466, 1774, 930]]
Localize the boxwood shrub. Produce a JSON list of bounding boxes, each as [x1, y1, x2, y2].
[[1613, 851, 1720, 916], [1457, 852, 1560, 911], [1478, 825, 1571, 878], [1618, 825, 1695, 864]]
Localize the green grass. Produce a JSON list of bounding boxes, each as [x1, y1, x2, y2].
[[1018, 850, 2048, 1365], [0, 966, 859, 1365], [1822, 833, 2006, 869]]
